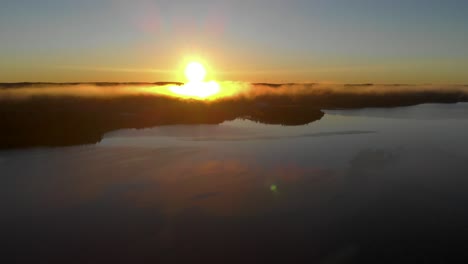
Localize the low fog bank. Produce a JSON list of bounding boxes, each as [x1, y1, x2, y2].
[[1, 82, 467, 149], [1, 82, 468, 103], [0, 82, 181, 99]]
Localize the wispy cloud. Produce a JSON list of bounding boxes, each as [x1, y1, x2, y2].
[[57, 65, 175, 74]]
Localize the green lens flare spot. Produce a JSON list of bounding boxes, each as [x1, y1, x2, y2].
[[270, 184, 278, 192]]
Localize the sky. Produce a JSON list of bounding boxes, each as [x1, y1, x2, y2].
[[1, 0, 468, 83]]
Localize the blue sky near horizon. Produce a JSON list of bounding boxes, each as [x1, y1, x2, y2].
[[1, 0, 468, 83]]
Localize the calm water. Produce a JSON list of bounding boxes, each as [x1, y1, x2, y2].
[[2, 103, 468, 263]]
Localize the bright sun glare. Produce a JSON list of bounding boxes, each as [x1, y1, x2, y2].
[[185, 62, 206, 83], [169, 61, 220, 100]]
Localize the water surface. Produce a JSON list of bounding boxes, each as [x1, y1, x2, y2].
[[2, 103, 468, 263]]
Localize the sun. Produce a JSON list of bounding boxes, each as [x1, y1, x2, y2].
[[168, 61, 220, 99], [185, 62, 206, 83]]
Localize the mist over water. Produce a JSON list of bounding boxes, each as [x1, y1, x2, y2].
[[1, 82, 468, 100]]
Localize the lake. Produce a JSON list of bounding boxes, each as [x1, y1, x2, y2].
[[2, 103, 468, 263]]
